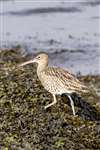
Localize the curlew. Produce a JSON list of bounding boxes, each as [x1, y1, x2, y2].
[[19, 53, 87, 115]]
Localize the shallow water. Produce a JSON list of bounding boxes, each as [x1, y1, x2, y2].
[[0, 0, 100, 75]]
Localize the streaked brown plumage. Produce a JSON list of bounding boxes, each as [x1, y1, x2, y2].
[[19, 53, 88, 115], [41, 67, 87, 94]]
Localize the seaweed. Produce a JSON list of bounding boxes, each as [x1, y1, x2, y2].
[[0, 49, 100, 149]]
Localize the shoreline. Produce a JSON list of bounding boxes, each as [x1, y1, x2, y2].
[[0, 46, 100, 75]]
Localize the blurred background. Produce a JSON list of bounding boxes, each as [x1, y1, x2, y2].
[[0, 0, 100, 75]]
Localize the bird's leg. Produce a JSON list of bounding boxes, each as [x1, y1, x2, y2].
[[45, 94, 57, 109], [67, 95, 75, 116]]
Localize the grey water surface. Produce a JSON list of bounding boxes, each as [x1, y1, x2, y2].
[[0, 0, 100, 75]]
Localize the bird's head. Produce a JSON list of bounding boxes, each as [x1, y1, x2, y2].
[[19, 53, 48, 68]]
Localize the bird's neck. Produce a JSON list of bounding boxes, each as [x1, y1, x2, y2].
[[37, 62, 48, 75]]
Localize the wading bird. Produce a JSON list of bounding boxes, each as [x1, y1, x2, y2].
[[19, 53, 87, 115]]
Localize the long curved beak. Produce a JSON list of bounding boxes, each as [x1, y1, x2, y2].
[[18, 59, 35, 67]]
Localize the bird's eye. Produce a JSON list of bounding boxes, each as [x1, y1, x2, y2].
[[37, 56, 40, 59]]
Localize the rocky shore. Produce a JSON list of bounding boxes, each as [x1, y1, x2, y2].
[[0, 49, 100, 149]]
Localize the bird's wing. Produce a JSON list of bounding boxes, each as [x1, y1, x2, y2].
[[45, 67, 87, 93]]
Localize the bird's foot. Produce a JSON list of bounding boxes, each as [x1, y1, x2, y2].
[[44, 105, 50, 109]]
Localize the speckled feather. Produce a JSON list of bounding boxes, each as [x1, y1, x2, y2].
[[38, 67, 87, 94]]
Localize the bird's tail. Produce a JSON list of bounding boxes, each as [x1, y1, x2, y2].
[[73, 84, 89, 94], [81, 84, 89, 93]]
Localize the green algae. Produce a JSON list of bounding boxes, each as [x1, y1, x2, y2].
[[0, 49, 100, 150]]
